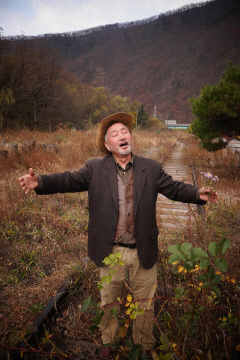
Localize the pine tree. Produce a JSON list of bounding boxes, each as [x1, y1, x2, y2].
[[137, 104, 149, 127], [191, 62, 240, 151]]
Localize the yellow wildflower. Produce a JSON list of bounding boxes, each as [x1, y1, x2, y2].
[[126, 294, 132, 303], [219, 317, 227, 322], [178, 265, 187, 273], [190, 264, 200, 273], [172, 261, 179, 265]]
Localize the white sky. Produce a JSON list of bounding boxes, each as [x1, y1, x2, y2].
[[0, 0, 209, 37]]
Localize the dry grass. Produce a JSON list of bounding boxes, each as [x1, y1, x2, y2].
[[0, 129, 239, 359], [0, 128, 178, 349], [133, 128, 177, 161], [182, 134, 240, 196]]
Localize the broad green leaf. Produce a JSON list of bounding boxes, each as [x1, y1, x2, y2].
[[105, 275, 112, 284], [162, 355, 173, 360], [159, 345, 168, 351], [100, 274, 112, 285], [103, 257, 111, 265], [160, 335, 169, 346], [180, 242, 192, 257], [199, 259, 210, 270], [219, 238, 231, 255], [192, 247, 208, 259], [208, 242, 218, 257], [167, 244, 181, 253], [168, 252, 186, 264], [215, 257, 228, 272], [184, 260, 195, 271]]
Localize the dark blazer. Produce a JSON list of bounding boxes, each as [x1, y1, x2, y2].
[[36, 154, 205, 269]]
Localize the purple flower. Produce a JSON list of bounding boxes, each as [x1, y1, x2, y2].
[[200, 171, 219, 182]]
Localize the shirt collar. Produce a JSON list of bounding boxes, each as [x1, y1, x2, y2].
[[115, 154, 134, 171]]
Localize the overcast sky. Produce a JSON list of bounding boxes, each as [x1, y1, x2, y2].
[[0, 0, 209, 37]]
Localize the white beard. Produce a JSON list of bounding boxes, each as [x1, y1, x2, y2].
[[118, 144, 132, 155]]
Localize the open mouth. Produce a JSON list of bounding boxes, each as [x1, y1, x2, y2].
[[119, 142, 128, 148]]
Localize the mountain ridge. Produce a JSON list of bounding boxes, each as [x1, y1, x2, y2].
[[5, 0, 240, 123]]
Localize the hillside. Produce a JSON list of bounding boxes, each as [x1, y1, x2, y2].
[[4, 0, 240, 123]]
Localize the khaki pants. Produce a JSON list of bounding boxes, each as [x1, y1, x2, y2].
[[99, 246, 157, 350]]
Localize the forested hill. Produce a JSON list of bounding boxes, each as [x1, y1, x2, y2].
[[4, 0, 240, 123]]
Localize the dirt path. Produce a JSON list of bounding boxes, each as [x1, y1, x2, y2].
[[146, 141, 200, 245]]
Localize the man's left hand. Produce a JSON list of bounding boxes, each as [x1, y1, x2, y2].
[[198, 186, 219, 203]]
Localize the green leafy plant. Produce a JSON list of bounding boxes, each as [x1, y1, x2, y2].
[[156, 335, 177, 360], [97, 252, 124, 289], [168, 238, 231, 296], [81, 295, 104, 330]]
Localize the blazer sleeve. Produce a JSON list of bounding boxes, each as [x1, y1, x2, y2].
[[156, 164, 206, 205], [35, 160, 92, 195]]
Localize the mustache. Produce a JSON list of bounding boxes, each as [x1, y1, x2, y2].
[[119, 141, 129, 147]]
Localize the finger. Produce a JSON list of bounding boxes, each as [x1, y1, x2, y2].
[[200, 186, 210, 194], [29, 168, 36, 176]]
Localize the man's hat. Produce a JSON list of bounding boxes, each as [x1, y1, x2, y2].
[[96, 112, 134, 153]]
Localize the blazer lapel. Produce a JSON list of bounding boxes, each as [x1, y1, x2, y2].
[[104, 155, 118, 210], [133, 155, 147, 219]]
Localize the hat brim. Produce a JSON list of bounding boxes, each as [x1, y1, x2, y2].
[[96, 112, 134, 153]]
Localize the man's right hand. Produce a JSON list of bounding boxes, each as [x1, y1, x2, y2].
[[19, 168, 39, 194]]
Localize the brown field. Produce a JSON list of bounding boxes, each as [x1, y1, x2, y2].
[[0, 129, 239, 359]]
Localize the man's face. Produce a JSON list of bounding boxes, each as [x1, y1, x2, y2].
[[104, 122, 132, 155]]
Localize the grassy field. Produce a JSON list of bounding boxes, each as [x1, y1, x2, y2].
[[0, 129, 239, 359]]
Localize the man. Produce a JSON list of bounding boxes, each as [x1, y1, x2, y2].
[[19, 112, 218, 359]]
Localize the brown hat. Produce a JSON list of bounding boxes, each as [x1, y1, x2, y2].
[[96, 112, 134, 153]]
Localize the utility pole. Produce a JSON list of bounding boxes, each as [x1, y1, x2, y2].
[[153, 105, 157, 118]]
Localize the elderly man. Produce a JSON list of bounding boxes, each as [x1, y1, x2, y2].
[[19, 112, 218, 359]]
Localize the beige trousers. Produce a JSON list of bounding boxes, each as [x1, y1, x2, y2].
[[99, 246, 157, 350]]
